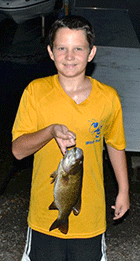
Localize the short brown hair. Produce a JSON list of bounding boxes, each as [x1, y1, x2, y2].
[[48, 15, 95, 51]]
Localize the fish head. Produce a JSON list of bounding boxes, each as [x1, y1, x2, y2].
[[62, 147, 83, 174]]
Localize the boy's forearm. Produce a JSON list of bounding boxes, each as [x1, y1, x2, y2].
[[12, 124, 76, 160], [106, 144, 130, 219], [12, 125, 55, 160], [106, 144, 129, 192]]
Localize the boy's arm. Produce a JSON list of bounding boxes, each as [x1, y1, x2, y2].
[[106, 144, 130, 220], [12, 124, 76, 160]]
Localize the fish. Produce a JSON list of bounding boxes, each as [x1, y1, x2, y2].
[[49, 147, 84, 234]]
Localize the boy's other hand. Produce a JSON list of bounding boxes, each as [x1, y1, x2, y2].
[[52, 124, 76, 155], [111, 191, 130, 220]]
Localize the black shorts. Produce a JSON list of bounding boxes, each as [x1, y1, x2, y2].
[[21, 227, 107, 261]]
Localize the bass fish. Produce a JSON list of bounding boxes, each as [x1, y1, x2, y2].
[[49, 147, 84, 234]]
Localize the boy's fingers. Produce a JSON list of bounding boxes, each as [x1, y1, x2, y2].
[[111, 205, 121, 219], [57, 137, 76, 155], [61, 147, 67, 155], [67, 131, 76, 139], [69, 137, 76, 145], [55, 130, 76, 141], [113, 209, 125, 220], [53, 125, 76, 155], [111, 205, 127, 220]]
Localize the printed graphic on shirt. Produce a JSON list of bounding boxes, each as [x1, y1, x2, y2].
[[86, 119, 103, 145]]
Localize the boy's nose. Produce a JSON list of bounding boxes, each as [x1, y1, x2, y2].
[[65, 50, 75, 60]]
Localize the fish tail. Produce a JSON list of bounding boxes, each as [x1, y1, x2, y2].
[[49, 218, 68, 234]]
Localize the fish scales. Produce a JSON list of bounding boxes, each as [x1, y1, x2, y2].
[[49, 147, 84, 234]]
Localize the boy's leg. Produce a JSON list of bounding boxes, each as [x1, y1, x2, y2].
[[67, 233, 107, 261], [21, 227, 67, 261]]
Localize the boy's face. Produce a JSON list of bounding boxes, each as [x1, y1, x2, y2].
[[47, 28, 96, 79]]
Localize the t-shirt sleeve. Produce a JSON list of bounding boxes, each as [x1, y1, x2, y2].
[[12, 82, 37, 141], [104, 91, 126, 150]]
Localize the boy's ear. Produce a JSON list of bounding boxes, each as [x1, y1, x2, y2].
[[47, 45, 54, 61], [88, 46, 97, 62]]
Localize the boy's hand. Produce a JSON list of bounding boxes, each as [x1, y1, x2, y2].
[[52, 124, 76, 155], [111, 191, 130, 220]]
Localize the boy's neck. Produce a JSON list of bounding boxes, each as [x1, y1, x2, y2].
[[58, 74, 88, 91], [58, 74, 92, 104]]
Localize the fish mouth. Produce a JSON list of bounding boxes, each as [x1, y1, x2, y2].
[[73, 147, 83, 161], [65, 147, 83, 161], [62, 147, 83, 175], [62, 147, 83, 172]]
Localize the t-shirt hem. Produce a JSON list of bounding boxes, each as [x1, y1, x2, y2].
[[28, 221, 106, 239]]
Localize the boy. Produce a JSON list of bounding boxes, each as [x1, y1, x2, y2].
[[12, 16, 130, 261]]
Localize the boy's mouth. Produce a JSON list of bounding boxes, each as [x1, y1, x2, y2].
[[64, 64, 77, 69]]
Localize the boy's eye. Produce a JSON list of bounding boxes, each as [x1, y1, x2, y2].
[[58, 47, 65, 51], [75, 47, 83, 51]]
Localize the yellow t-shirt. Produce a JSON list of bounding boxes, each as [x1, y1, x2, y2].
[[12, 75, 126, 239]]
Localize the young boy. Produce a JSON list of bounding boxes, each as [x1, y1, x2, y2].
[[12, 16, 130, 261]]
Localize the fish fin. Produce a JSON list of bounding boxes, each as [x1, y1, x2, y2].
[[50, 171, 57, 184], [49, 218, 68, 234], [49, 201, 58, 210], [73, 196, 81, 216], [62, 175, 69, 185]]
